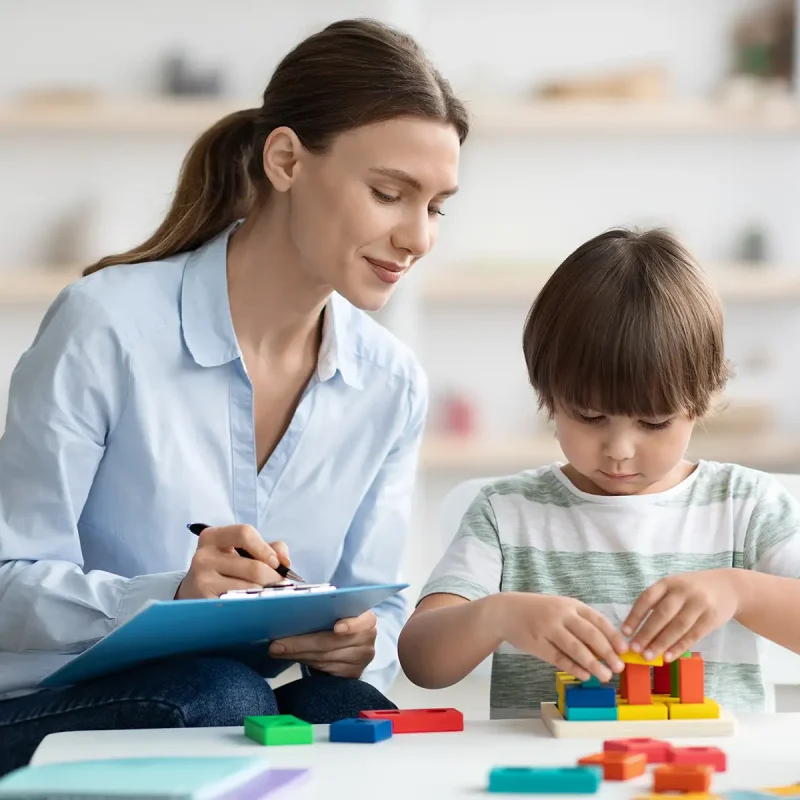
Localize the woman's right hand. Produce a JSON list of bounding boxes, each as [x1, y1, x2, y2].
[[497, 593, 628, 682], [175, 524, 291, 600]]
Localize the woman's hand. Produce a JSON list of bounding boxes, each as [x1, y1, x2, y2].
[[176, 524, 291, 600], [269, 610, 378, 678]]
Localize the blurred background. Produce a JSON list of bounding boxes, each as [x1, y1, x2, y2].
[[1, 0, 799, 618]]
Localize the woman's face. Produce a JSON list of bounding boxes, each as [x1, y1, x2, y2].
[[283, 116, 461, 311]]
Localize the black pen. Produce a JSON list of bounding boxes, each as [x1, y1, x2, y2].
[[187, 523, 305, 583]]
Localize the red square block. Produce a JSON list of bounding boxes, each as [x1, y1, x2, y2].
[[653, 764, 713, 794], [604, 737, 673, 764], [358, 708, 464, 734], [653, 664, 672, 694], [668, 746, 727, 772]]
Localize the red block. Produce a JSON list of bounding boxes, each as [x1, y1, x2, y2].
[[668, 746, 727, 773], [359, 708, 464, 734], [678, 655, 705, 704], [626, 663, 652, 705], [604, 737, 673, 764], [619, 667, 628, 700], [653, 664, 672, 694]]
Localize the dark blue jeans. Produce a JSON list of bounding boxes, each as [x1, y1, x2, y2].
[[0, 655, 397, 777]]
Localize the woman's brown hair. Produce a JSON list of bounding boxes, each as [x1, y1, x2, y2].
[[522, 228, 731, 420], [84, 18, 469, 276]]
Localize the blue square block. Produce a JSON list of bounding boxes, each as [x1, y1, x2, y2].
[[564, 705, 618, 721], [489, 766, 602, 794], [329, 718, 392, 744], [564, 685, 616, 708]]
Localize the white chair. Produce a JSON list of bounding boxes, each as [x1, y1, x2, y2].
[[438, 472, 800, 711]]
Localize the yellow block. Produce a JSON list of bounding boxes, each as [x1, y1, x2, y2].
[[668, 698, 720, 720], [763, 786, 800, 796], [556, 674, 579, 714], [621, 650, 664, 667], [652, 693, 681, 705], [618, 701, 668, 720]]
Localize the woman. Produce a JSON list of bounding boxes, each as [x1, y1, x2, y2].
[[0, 18, 468, 773]]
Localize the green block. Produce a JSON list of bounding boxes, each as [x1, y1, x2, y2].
[[670, 652, 692, 697], [244, 715, 312, 746]]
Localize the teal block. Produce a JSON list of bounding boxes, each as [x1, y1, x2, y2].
[[564, 705, 617, 721], [489, 766, 602, 794], [581, 675, 601, 687]]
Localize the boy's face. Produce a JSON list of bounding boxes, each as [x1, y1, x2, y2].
[[553, 404, 696, 496]]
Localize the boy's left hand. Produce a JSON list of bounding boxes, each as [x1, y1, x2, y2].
[[622, 569, 742, 662], [269, 610, 377, 678]]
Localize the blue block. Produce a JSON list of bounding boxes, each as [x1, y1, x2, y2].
[[564, 705, 618, 721], [564, 685, 617, 708], [329, 718, 392, 744], [489, 766, 602, 794]]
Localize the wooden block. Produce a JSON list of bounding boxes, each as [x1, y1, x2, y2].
[[244, 715, 312, 746], [653, 664, 672, 694], [620, 667, 629, 700], [668, 699, 720, 720], [637, 794, 720, 800], [604, 737, 672, 763], [488, 766, 602, 794], [565, 685, 617, 708], [622, 651, 664, 667], [329, 718, 392, 743], [359, 708, 463, 733], [557, 674, 580, 714], [668, 746, 726, 772], [653, 694, 681, 705], [626, 663, 652, 705], [578, 751, 647, 781], [762, 785, 800, 797], [679, 655, 705, 704], [653, 764, 713, 794], [565, 706, 617, 721], [540, 702, 736, 739], [618, 702, 668, 721]]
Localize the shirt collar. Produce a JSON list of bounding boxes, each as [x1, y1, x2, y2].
[[180, 224, 364, 390]]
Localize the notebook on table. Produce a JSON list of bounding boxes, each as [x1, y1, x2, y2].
[[0, 757, 308, 799]]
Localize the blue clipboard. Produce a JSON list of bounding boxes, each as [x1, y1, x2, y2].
[[40, 583, 407, 688]]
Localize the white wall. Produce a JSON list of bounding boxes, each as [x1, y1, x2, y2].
[[1, 0, 798, 602]]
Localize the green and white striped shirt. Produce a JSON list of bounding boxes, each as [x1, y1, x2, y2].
[[420, 461, 800, 719]]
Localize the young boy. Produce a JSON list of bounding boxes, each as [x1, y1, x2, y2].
[[399, 227, 800, 719]]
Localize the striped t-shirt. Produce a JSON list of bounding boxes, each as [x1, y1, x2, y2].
[[419, 461, 800, 719]]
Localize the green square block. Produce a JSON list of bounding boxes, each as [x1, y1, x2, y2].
[[244, 714, 313, 746]]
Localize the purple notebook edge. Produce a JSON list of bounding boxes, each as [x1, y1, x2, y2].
[[221, 768, 309, 799]]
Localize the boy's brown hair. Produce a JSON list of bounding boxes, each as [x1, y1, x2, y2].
[[522, 228, 730, 419]]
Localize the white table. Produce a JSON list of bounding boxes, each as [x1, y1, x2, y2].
[[32, 715, 800, 799]]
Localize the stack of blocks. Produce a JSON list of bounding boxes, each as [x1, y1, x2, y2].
[[556, 650, 719, 722]]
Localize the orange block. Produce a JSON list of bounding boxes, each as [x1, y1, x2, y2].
[[654, 764, 713, 794], [578, 752, 647, 781], [679, 655, 705, 704], [626, 663, 652, 705]]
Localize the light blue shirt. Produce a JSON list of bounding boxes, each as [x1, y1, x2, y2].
[[0, 225, 427, 699]]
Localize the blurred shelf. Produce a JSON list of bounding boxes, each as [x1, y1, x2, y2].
[[473, 100, 800, 134], [420, 264, 800, 304], [0, 99, 244, 133], [1, 98, 799, 134], [421, 433, 800, 471], [0, 269, 79, 302]]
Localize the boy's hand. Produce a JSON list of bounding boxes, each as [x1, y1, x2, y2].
[[498, 593, 628, 682], [622, 569, 742, 661]]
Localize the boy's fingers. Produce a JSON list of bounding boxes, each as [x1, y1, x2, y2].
[[645, 607, 706, 661], [622, 582, 668, 636], [581, 608, 628, 662], [541, 642, 590, 682], [553, 631, 612, 683], [628, 594, 685, 654], [568, 617, 623, 674]]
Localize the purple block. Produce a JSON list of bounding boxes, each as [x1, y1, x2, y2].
[[221, 768, 309, 798]]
